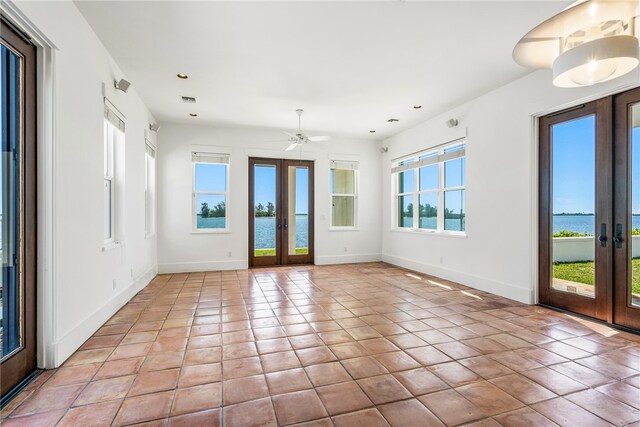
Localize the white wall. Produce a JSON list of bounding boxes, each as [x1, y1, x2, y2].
[[9, 1, 158, 367], [381, 69, 640, 304], [157, 123, 382, 272]]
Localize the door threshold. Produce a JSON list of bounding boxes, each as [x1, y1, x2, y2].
[[538, 303, 640, 336], [1, 369, 43, 409]]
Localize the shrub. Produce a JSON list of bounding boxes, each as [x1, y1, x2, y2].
[[553, 230, 592, 238]]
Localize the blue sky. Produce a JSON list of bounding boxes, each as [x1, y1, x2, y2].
[[253, 165, 308, 215], [552, 116, 640, 214]]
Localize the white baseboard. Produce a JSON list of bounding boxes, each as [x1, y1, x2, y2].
[[382, 254, 533, 304], [51, 265, 158, 368], [315, 253, 382, 265], [158, 259, 248, 274]]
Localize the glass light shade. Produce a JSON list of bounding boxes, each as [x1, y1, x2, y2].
[[552, 35, 639, 87]]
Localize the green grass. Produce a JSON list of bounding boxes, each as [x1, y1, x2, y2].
[[254, 248, 308, 256], [553, 258, 640, 295]]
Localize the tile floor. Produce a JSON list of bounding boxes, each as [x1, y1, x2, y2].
[[2, 262, 640, 426]]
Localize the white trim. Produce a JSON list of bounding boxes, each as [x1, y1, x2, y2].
[[158, 260, 247, 274], [51, 265, 157, 366], [1, 0, 58, 369], [315, 253, 382, 265], [245, 147, 320, 160], [382, 254, 533, 304]]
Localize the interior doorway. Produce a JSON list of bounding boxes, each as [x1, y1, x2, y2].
[[248, 158, 314, 267], [539, 87, 640, 331]]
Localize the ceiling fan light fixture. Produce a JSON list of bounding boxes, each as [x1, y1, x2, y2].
[[552, 35, 639, 87]]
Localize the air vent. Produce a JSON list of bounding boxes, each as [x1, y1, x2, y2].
[[387, 118, 399, 123], [181, 96, 196, 103]]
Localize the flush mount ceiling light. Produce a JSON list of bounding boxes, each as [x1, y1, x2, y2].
[[177, 73, 188, 79], [513, 0, 640, 88]]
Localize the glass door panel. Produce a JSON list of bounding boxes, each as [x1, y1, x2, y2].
[[1, 20, 37, 398], [1, 41, 22, 361], [254, 165, 277, 258], [630, 102, 640, 309], [614, 87, 640, 330], [550, 115, 597, 298], [287, 165, 309, 256], [539, 98, 611, 322], [282, 160, 314, 265]]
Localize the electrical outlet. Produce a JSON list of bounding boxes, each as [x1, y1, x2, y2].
[[130, 268, 134, 278], [228, 251, 232, 258], [344, 247, 348, 252], [439, 256, 444, 264], [112, 279, 117, 290]]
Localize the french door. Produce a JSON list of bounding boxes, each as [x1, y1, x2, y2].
[[1, 19, 38, 397], [539, 87, 640, 331], [248, 158, 314, 267]]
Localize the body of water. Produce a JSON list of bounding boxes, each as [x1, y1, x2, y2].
[[554, 214, 640, 234], [197, 214, 308, 249], [402, 217, 465, 231]]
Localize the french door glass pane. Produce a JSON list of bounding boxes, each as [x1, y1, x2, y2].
[[444, 190, 465, 231], [1, 44, 21, 358], [630, 102, 640, 308], [419, 193, 437, 230], [288, 166, 309, 255], [398, 195, 413, 228], [551, 115, 596, 297], [254, 165, 276, 256]]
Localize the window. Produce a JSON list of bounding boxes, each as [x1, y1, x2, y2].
[[393, 141, 465, 233], [103, 103, 125, 243], [192, 152, 229, 231], [145, 142, 156, 237], [330, 160, 358, 228]]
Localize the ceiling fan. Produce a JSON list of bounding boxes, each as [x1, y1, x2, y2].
[[282, 109, 331, 151]]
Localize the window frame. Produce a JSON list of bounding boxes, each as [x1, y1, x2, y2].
[[392, 140, 466, 235], [103, 119, 116, 245], [329, 161, 359, 230], [144, 141, 156, 238], [191, 153, 231, 233]]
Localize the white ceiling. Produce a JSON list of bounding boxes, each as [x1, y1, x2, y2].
[[75, 1, 569, 139]]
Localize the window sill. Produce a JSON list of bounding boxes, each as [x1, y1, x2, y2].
[[328, 227, 359, 232], [102, 241, 122, 252], [390, 228, 467, 238], [190, 229, 233, 235]]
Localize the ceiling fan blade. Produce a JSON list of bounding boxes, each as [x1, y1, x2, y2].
[[308, 136, 331, 142], [285, 142, 299, 151], [282, 130, 297, 138]]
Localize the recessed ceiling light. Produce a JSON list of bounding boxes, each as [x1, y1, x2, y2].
[[182, 96, 196, 103], [413, 105, 422, 109], [189, 113, 198, 117], [387, 118, 399, 123], [369, 130, 376, 133], [177, 73, 188, 79]]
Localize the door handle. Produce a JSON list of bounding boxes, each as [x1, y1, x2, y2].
[[598, 223, 607, 247], [283, 218, 288, 230], [613, 223, 623, 248], [277, 219, 282, 230]]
